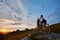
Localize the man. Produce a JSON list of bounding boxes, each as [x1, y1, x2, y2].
[[37, 15, 47, 31], [39, 15, 47, 26]]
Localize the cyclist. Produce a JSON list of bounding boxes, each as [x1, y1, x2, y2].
[[37, 15, 47, 32]]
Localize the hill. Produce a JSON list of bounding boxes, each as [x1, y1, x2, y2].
[[21, 23, 60, 40], [3, 29, 36, 40], [1, 23, 60, 40], [50, 23, 60, 33]]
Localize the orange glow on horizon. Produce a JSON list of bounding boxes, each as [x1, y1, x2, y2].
[[0, 29, 13, 34]]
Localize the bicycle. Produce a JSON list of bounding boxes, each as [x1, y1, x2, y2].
[[37, 24, 50, 33]]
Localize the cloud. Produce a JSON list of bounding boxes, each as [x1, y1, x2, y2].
[[0, 2, 23, 21], [0, 0, 36, 30], [16, 0, 28, 21], [0, 2, 21, 29]]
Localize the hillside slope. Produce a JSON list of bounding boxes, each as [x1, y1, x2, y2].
[[2, 23, 60, 40], [50, 23, 60, 33]]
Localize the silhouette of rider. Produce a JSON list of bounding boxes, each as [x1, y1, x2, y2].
[[37, 15, 47, 31]]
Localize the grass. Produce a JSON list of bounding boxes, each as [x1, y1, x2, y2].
[[4, 29, 36, 40], [1, 23, 60, 40], [50, 23, 60, 33]]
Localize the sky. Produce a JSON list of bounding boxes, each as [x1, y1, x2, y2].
[[0, 0, 60, 31]]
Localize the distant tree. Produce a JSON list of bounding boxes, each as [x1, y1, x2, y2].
[[25, 28, 30, 31], [16, 29, 20, 32]]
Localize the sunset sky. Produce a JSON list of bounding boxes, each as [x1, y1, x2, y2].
[[0, 0, 60, 31]]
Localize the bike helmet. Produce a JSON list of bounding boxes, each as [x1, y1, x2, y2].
[[41, 15, 43, 17]]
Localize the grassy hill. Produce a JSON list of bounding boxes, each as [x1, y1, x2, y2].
[[50, 23, 60, 33], [0, 23, 60, 40], [4, 29, 36, 40]]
